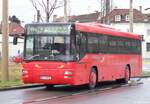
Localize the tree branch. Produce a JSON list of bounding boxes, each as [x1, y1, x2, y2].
[[29, 0, 63, 22], [41, 0, 47, 13], [30, 0, 38, 11]]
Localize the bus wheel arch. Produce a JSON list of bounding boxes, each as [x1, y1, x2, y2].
[[88, 66, 98, 89], [93, 66, 98, 82], [127, 64, 131, 78]]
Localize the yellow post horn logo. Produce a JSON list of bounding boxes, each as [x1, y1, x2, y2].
[[35, 64, 41, 68]]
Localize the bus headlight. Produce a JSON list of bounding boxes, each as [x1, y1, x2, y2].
[[22, 70, 28, 74]]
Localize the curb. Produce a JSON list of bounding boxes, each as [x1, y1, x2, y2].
[[0, 84, 44, 91], [132, 76, 150, 79], [141, 76, 150, 78]]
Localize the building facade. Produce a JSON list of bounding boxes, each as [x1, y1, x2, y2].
[[108, 9, 150, 59]]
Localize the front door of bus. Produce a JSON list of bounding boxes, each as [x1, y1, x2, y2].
[[76, 32, 87, 83]]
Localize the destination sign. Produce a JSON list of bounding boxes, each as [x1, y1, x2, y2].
[[26, 24, 71, 35]]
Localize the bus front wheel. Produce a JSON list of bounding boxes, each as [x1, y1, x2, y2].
[[45, 84, 54, 89], [88, 68, 97, 89]]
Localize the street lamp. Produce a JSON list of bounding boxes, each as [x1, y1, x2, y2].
[[129, 0, 133, 32], [64, 0, 68, 22]]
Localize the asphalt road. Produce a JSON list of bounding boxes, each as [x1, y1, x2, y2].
[[29, 78, 150, 104], [0, 78, 149, 104], [0, 81, 123, 104], [0, 85, 83, 104]]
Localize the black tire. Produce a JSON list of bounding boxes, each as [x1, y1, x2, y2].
[[88, 68, 97, 89], [116, 66, 130, 83], [123, 66, 130, 83], [45, 84, 54, 89]]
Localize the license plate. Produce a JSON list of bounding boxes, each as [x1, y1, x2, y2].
[[40, 76, 52, 80]]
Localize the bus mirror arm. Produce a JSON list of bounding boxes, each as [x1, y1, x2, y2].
[[75, 54, 80, 61], [77, 39, 81, 45], [13, 36, 18, 45]]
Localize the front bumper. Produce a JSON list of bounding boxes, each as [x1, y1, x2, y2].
[[22, 69, 75, 85]]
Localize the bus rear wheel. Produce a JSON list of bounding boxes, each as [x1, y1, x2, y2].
[[88, 68, 97, 89], [123, 66, 130, 83]]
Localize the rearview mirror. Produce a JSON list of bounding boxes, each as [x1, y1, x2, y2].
[[13, 36, 18, 45]]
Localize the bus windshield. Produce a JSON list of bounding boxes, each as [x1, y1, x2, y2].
[[24, 24, 76, 62]]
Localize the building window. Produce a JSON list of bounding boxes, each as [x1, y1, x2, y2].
[[147, 29, 150, 36], [147, 43, 150, 52], [115, 15, 121, 21], [126, 15, 129, 21]]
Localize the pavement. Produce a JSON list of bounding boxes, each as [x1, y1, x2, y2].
[[33, 78, 150, 104], [0, 78, 149, 104]]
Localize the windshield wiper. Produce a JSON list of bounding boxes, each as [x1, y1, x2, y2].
[[26, 54, 40, 60]]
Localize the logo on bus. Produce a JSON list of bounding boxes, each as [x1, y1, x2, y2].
[[35, 64, 41, 68]]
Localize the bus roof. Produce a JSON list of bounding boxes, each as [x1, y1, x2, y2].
[[75, 23, 141, 40]]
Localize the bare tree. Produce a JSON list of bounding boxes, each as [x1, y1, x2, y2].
[[97, 0, 113, 24], [145, 7, 150, 11], [30, 0, 63, 22], [96, 0, 103, 22]]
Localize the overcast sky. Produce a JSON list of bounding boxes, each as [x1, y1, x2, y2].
[[0, 0, 150, 23]]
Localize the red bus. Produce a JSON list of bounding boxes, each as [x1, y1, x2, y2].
[[21, 23, 142, 89]]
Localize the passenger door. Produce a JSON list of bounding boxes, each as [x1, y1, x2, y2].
[[76, 32, 88, 84]]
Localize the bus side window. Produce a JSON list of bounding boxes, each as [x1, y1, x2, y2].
[[99, 35, 108, 53], [87, 34, 99, 53]]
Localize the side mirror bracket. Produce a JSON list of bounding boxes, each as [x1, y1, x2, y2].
[[13, 36, 18, 45]]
